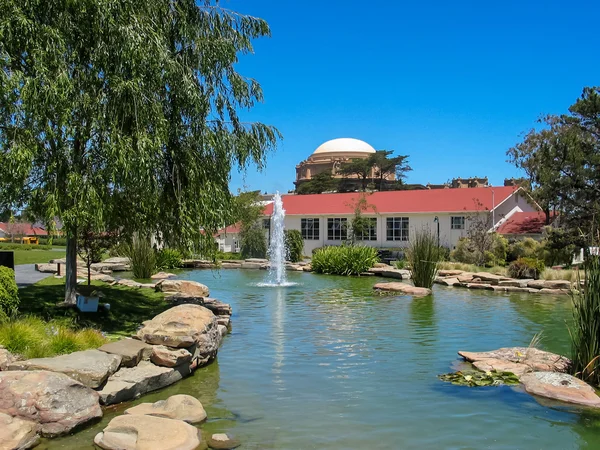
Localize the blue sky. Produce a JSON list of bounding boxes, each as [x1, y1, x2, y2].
[[225, 0, 600, 194]]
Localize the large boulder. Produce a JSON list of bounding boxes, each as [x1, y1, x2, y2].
[[0, 370, 102, 437], [459, 347, 571, 374], [8, 349, 122, 389], [94, 414, 202, 450], [0, 413, 40, 450], [156, 279, 209, 297], [125, 394, 207, 424], [373, 282, 431, 297], [99, 339, 153, 368], [520, 372, 600, 407], [151, 272, 177, 280], [137, 304, 220, 353], [165, 293, 233, 316], [98, 362, 189, 405], [151, 345, 192, 368], [0, 347, 15, 370]]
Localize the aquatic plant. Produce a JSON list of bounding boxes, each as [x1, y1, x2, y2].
[[438, 370, 520, 387], [407, 229, 440, 288], [311, 245, 379, 276], [156, 248, 183, 270], [124, 235, 156, 279]]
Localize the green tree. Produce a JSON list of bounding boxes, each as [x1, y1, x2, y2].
[[339, 158, 372, 191], [296, 172, 339, 194], [232, 190, 268, 259], [284, 229, 303, 262], [0, 1, 279, 302], [369, 150, 412, 191], [347, 193, 377, 243]]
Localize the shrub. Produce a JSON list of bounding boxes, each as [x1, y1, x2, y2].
[[407, 229, 441, 289], [0, 266, 18, 321], [507, 237, 541, 262], [240, 226, 267, 259], [124, 235, 156, 279], [216, 251, 243, 260], [311, 245, 379, 276], [570, 255, 600, 385], [394, 259, 406, 270], [507, 257, 545, 279], [0, 243, 52, 251], [450, 238, 480, 265], [155, 248, 183, 270], [284, 230, 304, 263]]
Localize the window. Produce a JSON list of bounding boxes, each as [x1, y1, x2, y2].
[[327, 218, 347, 241], [262, 218, 271, 229], [355, 217, 377, 241], [451, 216, 465, 230], [301, 218, 320, 240], [386, 217, 409, 241]]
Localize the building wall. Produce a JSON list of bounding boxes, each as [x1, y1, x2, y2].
[[492, 191, 538, 229]]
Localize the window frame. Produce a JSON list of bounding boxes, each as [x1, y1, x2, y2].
[[327, 218, 348, 241], [386, 217, 409, 242], [451, 216, 465, 230], [301, 218, 320, 240], [355, 217, 377, 241]]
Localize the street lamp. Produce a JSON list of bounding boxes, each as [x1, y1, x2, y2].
[[433, 216, 440, 248]]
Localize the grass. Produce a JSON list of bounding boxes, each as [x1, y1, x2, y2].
[[2, 248, 66, 265], [18, 276, 169, 339], [438, 261, 582, 282]]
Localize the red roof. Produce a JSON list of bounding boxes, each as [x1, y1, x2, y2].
[[496, 211, 551, 235], [216, 223, 241, 236], [263, 186, 519, 216], [0, 222, 48, 236]]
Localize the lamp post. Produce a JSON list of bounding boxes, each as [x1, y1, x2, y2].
[[433, 216, 440, 248]]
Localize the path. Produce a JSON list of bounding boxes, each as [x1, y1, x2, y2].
[[14, 264, 53, 288]]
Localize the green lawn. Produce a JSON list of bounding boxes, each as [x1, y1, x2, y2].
[[18, 277, 169, 339], [11, 249, 66, 265]]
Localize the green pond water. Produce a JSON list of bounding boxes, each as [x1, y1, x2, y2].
[[45, 270, 600, 449]]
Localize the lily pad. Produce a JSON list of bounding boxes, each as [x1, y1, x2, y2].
[[438, 369, 520, 387]]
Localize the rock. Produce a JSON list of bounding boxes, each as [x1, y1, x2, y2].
[[245, 258, 269, 263], [118, 279, 143, 288], [99, 339, 153, 368], [90, 262, 129, 272], [91, 273, 116, 283], [302, 265, 312, 272], [490, 285, 531, 293], [151, 272, 177, 280], [373, 282, 431, 297], [34, 263, 58, 273], [98, 361, 190, 405], [367, 267, 409, 279], [207, 433, 241, 449], [0, 413, 40, 450], [498, 279, 532, 288], [464, 283, 494, 290], [7, 349, 121, 389], [165, 294, 232, 316], [156, 279, 209, 297], [137, 304, 220, 353], [0, 370, 102, 437], [459, 347, 570, 373], [125, 394, 206, 424], [151, 346, 192, 368], [103, 257, 131, 264], [437, 269, 464, 277], [436, 277, 460, 287], [94, 414, 202, 450], [457, 274, 475, 283], [240, 262, 263, 269], [216, 315, 230, 327], [528, 279, 572, 290], [539, 288, 571, 295], [471, 358, 533, 377], [0, 347, 15, 370], [139, 283, 157, 289], [520, 372, 600, 407], [218, 325, 228, 337], [472, 272, 510, 285]]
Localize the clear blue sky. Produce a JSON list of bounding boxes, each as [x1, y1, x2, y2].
[[225, 0, 600, 194]]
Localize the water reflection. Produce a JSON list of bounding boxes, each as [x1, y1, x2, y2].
[[271, 287, 286, 383], [408, 296, 437, 348]]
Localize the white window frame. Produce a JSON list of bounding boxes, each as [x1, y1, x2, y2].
[[327, 218, 348, 241], [356, 217, 377, 241], [451, 216, 465, 230], [386, 217, 409, 241], [301, 218, 320, 240]]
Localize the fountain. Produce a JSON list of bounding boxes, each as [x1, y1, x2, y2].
[[265, 191, 288, 286]]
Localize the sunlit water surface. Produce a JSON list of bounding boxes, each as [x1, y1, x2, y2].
[[46, 270, 600, 449]]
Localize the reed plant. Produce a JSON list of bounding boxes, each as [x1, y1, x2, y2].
[[569, 255, 600, 385], [125, 235, 156, 279], [407, 229, 441, 288], [311, 245, 379, 276]]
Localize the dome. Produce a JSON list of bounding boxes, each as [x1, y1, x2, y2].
[[312, 138, 376, 156]]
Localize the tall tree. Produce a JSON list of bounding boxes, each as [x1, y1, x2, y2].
[[0, 0, 280, 302], [339, 158, 372, 191], [296, 172, 339, 194], [369, 150, 412, 190]]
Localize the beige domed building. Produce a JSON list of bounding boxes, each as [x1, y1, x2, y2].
[[295, 138, 395, 191]]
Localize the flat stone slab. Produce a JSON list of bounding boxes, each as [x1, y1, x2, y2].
[[435, 277, 460, 286], [125, 394, 206, 424], [521, 372, 600, 407], [94, 414, 201, 450], [208, 433, 241, 449], [373, 282, 431, 297], [499, 279, 532, 288], [438, 269, 464, 277], [151, 272, 177, 280], [0, 412, 40, 450], [165, 294, 232, 316], [151, 345, 192, 368], [98, 361, 189, 405], [472, 272, 510, 285], [528, 280, 572, 290], [7, 349, 121, 388], [472, 358, 533, 377], [156, 279, 210, 297], [0, 370, 102, 437], [99, 339, 153, 368], [459, 347, 570, 373]]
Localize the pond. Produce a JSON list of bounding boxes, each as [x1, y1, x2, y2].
[[46, 269, 600, 449]]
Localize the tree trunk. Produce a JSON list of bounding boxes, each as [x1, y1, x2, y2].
[[65, 231, 78, 304]]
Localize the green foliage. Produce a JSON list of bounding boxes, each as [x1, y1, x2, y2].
[[284, 230, 304, 263], [155, 248, 183, 270], [539, 228, 577, 266], [570, 255, 600, 385], [0, 316, 107, 359], [216, 251, 243, 261], [296, 172, 339, 194], [0, 243, 53, 251], [438, 370, 520, 387], [451, 233, 507, 267], [240, 226, 267, 259], [507, 237, 542, 262], [0, 266, 18, 321], [311, 245, 379, 276], [450, 238, 480, 265], [38, 238, 68, 246], [407, 229, 441, 288], [124, 236, 156, 279], [507, 257, 545, 279], [394, 259, 406, 270]]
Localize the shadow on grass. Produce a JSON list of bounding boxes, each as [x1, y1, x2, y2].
[[18, 279, 169, 338]]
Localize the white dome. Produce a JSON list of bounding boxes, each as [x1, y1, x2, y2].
[[312, 138, 376, 156]]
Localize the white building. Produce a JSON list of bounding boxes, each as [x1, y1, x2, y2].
[[260, 186, 537, 255]]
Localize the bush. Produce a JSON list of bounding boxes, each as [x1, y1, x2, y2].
[[155, 248, 183, 270], [407, 229, 441, 289], [507, 237, 541, 262], [0, 243, 52, 251], [240, 226, 267, 259], [311, 245, 379, 276], [216, 251, 243, 260], [450, 238, 480, 265], [124, 235, 156, 279], [394, 259, 406, 270], [0, 266, 18, 321], [570, 255, 600, 385], [38, 237, 67, 246], [507, 257, 545, 279], [284, 230, 304, 263]]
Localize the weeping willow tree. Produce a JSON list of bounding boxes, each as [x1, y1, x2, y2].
[[0, 0, 280, 302]]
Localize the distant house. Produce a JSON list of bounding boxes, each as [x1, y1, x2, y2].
[[257, 186, 538, 255], [496, 211, 555, 240], [0, 222, 48, 241], [215, 223, 242, 253]]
